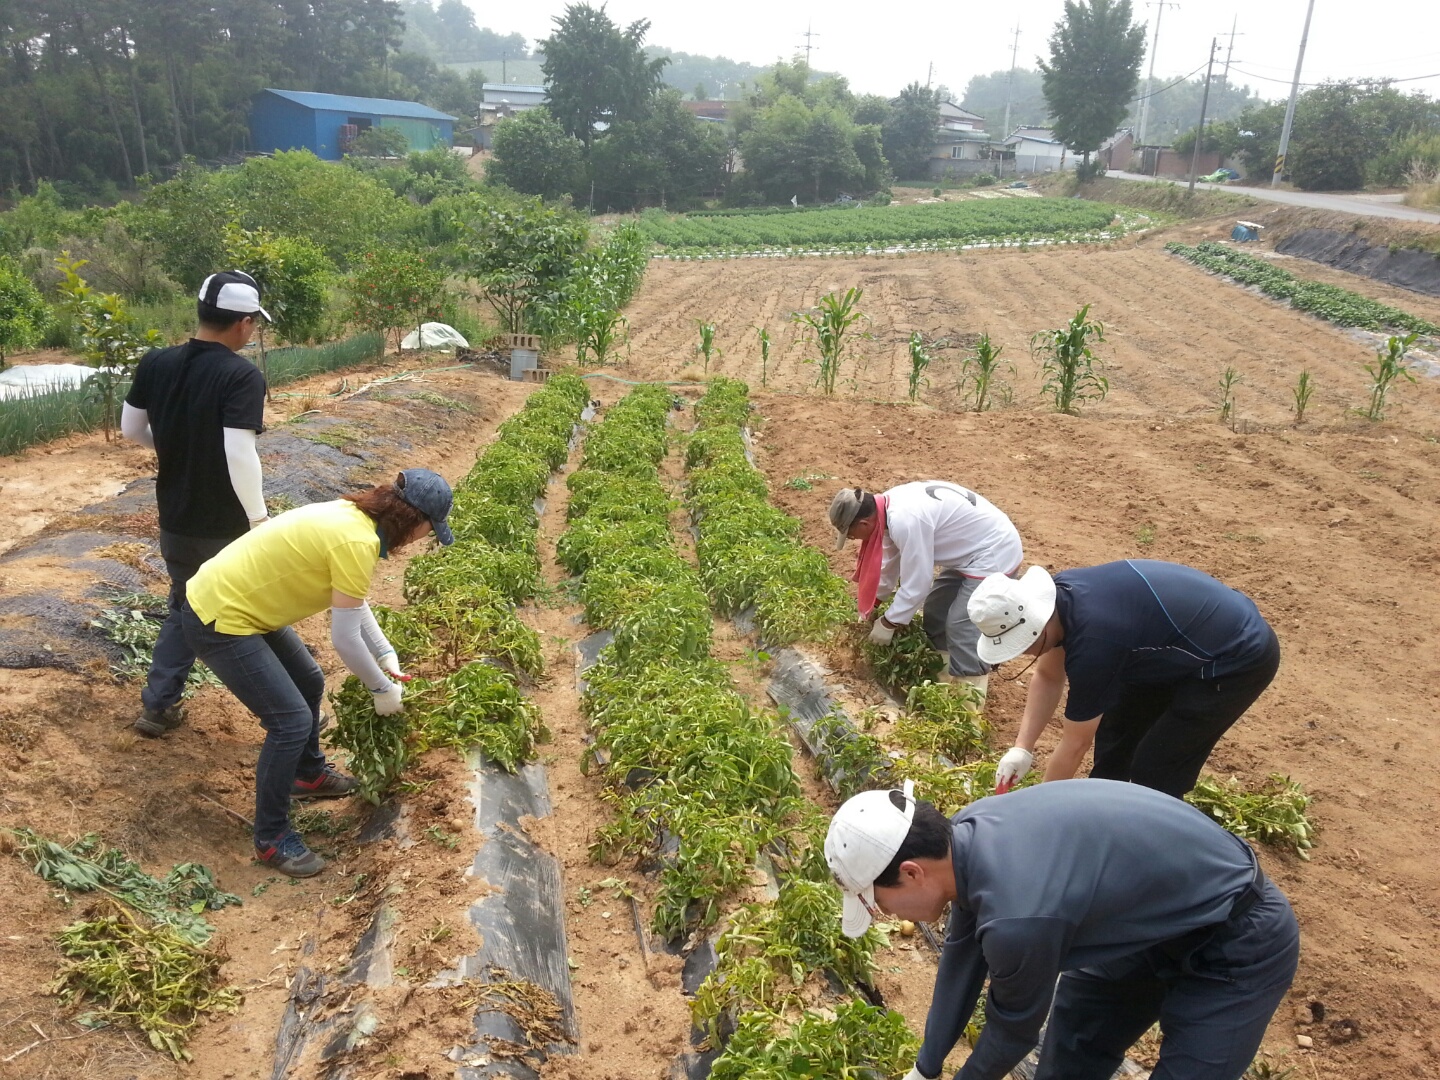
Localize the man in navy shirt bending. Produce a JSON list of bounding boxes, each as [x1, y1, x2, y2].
[[967, 560, 1280, 797]]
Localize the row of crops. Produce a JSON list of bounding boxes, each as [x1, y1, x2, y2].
[[331, 372, 593, 795], [1166, 241, 1438, 336], [560, 383, 918, 1074], [637, 198, 1129, 257]]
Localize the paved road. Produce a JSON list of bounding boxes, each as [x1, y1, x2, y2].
[[1109, 171, 1440, 225]]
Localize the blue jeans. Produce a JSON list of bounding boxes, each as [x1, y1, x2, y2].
[[180, 601, 327, 846], [142, 531, 236, 713]]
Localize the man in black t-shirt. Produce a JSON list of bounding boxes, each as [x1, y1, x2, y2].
[[121, 271, 272, 736]]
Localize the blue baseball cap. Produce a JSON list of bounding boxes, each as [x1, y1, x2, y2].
[[396, 469, 454, 546]]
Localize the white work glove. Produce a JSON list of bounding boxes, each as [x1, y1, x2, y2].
[[377, 650, 404, 680], [903, 1067, 936, 1080], [869, 619, 897, 645], [994, 747, 1035, 794], [371, 682, 404, 716], [248, 516, 269, 531]]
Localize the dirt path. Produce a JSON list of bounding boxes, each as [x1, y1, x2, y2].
[[748, 391, 1440, 1080], [618, 247, 1440, 430]]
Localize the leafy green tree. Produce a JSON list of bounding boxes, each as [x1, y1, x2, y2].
[[54, 255, 163, 439], [487, 109, 587, 200], [346, 248, 448, 354], [540, 3, 668, 149], [349, 126, 410, 158], [223, 224, 332, 346], [1039, 0, 1146, 164], [961, 69, 1050, 132], [740, 97, 868, 204], [1290, 84, 1371, 191], [0, 254, 50, 368], [590, 91, 729, 210], [457, 196, 588, 333], [883, 83, 942, 181]]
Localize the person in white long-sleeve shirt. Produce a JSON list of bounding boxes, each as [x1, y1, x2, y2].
[[120, 271, 271, 737], [830, 481, 1023, 697]]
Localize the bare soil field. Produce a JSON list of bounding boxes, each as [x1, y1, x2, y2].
[[3, 227, 1440, 1080], [621, 237, 1440, 431]]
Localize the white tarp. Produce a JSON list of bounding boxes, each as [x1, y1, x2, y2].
[[0, 363, 96, 401], [400, 322, 469, 351]]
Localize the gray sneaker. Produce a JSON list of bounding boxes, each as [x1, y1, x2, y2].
[[255, 831, 326, 877], [135, 703, 187, 738], [291, 763, 358, 799]]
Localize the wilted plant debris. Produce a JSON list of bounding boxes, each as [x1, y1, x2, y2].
[[1186, 773, 1314, 858], [51, 900, 240, 1061]]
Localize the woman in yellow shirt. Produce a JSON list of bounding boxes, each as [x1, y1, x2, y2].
[[183, 469, 454, 876]]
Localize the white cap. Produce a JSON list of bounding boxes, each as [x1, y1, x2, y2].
[[969, 565, 1057, 666], [198, 270, 272, 321], [825, 779, 915, 938]]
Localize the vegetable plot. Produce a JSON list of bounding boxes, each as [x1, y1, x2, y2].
[[329, 372, 590, 800], [640, 198, 1129, 257], [565, 386, 912, 1077], [1166, 241, 1438, 336]]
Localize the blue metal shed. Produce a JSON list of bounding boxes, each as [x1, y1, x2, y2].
[[250, 89, 456, 160]]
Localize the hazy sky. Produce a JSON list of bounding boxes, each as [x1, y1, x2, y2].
[[468, 0, 1440, 102]]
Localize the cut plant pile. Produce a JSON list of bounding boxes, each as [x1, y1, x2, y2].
[[1166, 241, 1438, 336], [9, 829, 242, 1059], [640, 198, 1133, 258], [561, 382, 916, 1075], [329, 371, 590, 799]]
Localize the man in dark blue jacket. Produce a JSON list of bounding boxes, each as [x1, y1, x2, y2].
[[825, 779, 1299, 1080], [967, 560, 1280, 796]]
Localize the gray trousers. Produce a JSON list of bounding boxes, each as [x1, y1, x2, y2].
[[141, 530, 236, 713], [1035, 878, 1299, 1080], [921, 569, 991, 677]]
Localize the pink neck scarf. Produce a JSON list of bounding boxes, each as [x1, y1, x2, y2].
[[853, 494, 889, 619]]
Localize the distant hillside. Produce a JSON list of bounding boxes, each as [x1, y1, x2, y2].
[[445, 50, 778, 101], [448, 59, 546, 86]]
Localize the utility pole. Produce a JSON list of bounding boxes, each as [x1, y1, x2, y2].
[[1188, 38, 1219, 193], [799, 22, 819, 66], [1001, 26, 1021, 141], [501, 50, 507, 84], [1272, 0, 1316, 187], [1136, 0, 1177, 147], [1221, 15, 1243, 83], [926, 61, 933, 89]]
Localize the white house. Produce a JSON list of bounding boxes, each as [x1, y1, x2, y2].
[[1004, 126, 1072, 173], [473, 83, 548, 149]]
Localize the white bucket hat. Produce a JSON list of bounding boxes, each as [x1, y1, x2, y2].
[[969, 565, 1057, 666], [824, 779, 915, 938]]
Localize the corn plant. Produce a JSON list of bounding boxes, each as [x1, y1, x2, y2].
[[1218, 366, 1243, 429], [959, 332, 1012, 413], [755, 325, 771, 386], [794, 287, 867, 396], [906, 331, 932, 402], [1032, 304, 1107, 415], [696, 320, 720, 373], [1364, 332, 1418, 421], [1292, 370, 1315, 425]]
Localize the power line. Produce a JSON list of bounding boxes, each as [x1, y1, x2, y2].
[[1231, 66, 1440, 87], [1130, 60, 1210, 103]]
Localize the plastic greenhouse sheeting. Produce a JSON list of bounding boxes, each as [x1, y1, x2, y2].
[[400, 322, 469, 350], [0, 363, 95, 400]]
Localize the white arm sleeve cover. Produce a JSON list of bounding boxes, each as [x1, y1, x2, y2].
[[331, 605, 395, 693], [223, 426, 268, 522], [357, 602, 395, 661], [120, 403, 155, 450]]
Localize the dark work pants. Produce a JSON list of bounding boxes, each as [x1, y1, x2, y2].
[[141, 531, 236, 714], [180, 602, 327, 847], [1089, 626, 1281, 798], [1034, 878, 1300, 1080]]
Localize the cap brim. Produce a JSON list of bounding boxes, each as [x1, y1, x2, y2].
[[257, 307, 273, 322], [432, 519, 455, 546], [834, 530, 849, 551], [840, 886, 875, 938]]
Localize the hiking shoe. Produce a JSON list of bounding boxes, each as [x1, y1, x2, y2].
[[291, 763, 358, 799], [255, 831, 326, 878], [134, 702, 187, 738]]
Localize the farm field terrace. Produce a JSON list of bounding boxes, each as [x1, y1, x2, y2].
[[637, 197, 1135, 256]]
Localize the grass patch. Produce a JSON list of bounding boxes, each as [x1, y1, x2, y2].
[[260, 332, 384, 387], [0, 381, 121, 456], [293, 424, 365, 450]]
